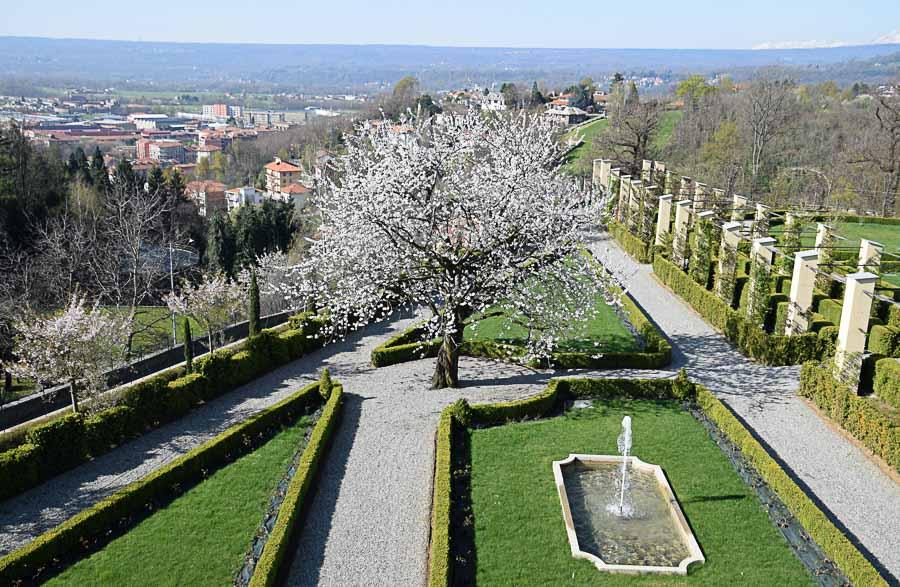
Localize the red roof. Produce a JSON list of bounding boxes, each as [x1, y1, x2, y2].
[[265, 160, 302, 173], [281, 183, 310, 194]]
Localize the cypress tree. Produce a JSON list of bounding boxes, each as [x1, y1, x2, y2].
[[183, 319, 194, 373], [248, 269, 260, 337], [319, 367, 333, 400]]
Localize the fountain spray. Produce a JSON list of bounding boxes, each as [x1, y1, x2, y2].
[[613, 416, 633, 517]]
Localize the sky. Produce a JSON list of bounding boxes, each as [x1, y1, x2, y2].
[[1, 1, 898, 50]]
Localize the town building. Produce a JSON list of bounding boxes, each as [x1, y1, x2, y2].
[[481, 91, 507, 111], [225, 186, 263, 212], [265, 157, 303, 194], [185, 180, 227, 217]]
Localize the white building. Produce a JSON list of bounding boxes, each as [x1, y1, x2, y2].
[[225, 186, 263, 212], [481, 91, 507, 111]]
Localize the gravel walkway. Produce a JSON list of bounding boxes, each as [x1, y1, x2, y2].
[[589, 233, 900, 582]]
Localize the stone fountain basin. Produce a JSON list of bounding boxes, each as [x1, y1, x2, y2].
[[552, 454, 705, 575]]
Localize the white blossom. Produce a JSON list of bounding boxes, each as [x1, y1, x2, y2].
[[165, 273, 245, 350], [11, 294, 128, 413], [286, 109, 620, 387]]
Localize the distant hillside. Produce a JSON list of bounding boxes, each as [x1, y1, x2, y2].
[[0, 36, 898, 93]]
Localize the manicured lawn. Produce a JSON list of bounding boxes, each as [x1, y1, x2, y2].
[[48, 416, 311, 586], [468, 399, 812, 585], [653, 110, 683, 151], [464, 298, 639, 353], [563, 118, 609, 173], [1, 377, 35, 403], [772, 221, 900, 253], [102, 306, 209, 356]]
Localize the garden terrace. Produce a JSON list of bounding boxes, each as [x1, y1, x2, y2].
[[429, 377, 884, 586]]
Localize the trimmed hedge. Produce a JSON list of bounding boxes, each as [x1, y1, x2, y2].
[[874, 359, 900, 409], [653, 255, 827, 365], [608, 220, 653, 263], [0, 313, 330, 503], [372, 288, 672, 371], [798, 362, 900, 472], [249, 383, 344, 587], [0, 380, 328, 584], [868, 324, 900, 357], [428, 375, 884, 587], [696, 384, 887, 587]]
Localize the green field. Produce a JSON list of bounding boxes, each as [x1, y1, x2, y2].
[[773, 220, 900, 252], [468, 399, 812, 585], [654, 110, 683, 151], [102, 306, 209, 356], [464, 298, 638, 353], [48, 416, 311, 586]]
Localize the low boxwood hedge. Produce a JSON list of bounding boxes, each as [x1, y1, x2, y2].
[[427, 375, 886, 587], [653, 255, 827, 365], [249, 382, 344, 587], [0, 379, 330, 584], [868, 324, 900, 357], [874, 358, 900, 409], [798, 362, 900, 472], [696, 384, 887, 587], [0, 313, 330, 503]]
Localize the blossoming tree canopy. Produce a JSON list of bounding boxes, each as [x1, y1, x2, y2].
[[12, 294, 128, 413], [293, 110, 617, 388]]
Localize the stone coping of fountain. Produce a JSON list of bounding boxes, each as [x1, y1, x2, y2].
[[552, 454, 705, 575]]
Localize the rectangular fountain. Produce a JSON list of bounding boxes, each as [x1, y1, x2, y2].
[[552, 453, 705, 575]]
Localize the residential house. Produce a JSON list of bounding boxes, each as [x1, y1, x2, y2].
[[225, 186, 263, 212], [186, 180, 227, 217], [265, 157, 303, 195]]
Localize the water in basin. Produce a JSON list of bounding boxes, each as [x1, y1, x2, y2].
[[562, 461, 691, 567]]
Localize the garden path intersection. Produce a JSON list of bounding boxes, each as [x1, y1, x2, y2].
[[0, 232, 896, 585]]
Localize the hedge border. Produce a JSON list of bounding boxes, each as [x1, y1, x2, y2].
[[371, 289, 671, 371], [653, 254, 828, 365], [874, 358, 900, 409], [0, 379, 331, 584], [427, 375, 886, 587], [249, 383, 344, 587], [608, 220, 653, 263], [0, 313, 330, 503]]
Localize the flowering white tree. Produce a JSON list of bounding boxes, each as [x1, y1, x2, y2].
[[288, 110, 618, 388], [11, 294, 128, 413], [238, 250, 298, 316], [165, 273, 245, 351]]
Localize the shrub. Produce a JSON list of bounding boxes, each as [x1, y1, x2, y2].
[[868, 325, 900, 357], [319, 368, 333, 400], [0, 381, 327, 585], [697, 384, 887, 587], [798, 362, 899, 472], [0, 311, 330, 504], [874, 359, 900, 410], [608, 221, 652, 263], [249, 384, 344, 587]]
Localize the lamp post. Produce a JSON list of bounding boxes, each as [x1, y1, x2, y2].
[[169, 238, 195, 347]]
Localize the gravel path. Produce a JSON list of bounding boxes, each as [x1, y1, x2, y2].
[[589, 233, 900, 582]]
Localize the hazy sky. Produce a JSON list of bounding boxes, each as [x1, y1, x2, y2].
[[2, 1, 898, 49]]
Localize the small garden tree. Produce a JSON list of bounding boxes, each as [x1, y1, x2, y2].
[[166, 273, 245, 351], [11, 294, 128, 413], [287, 110, 616, 388], [248, 269, 260, 337]]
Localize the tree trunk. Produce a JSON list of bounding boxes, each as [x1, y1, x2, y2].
[[431, 327, 463, 389], [3, 371, 11, 396], [69, 379, 80, 414]]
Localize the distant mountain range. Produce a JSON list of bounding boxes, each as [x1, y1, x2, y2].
[[0, 36, 898, 93]]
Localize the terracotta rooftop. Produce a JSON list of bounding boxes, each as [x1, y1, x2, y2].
[[265, 159, 302, 172]]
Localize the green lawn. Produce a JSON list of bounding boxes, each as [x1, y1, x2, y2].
[[563, 118, 609, 174], [464, 298, 639, 353], [102, 306, 209, 356], [468, 399, 812, 585], [653, 110, 683, 151], [1, 377, 35, 403], [772, 221, 900, 253], [48, 416, 311, 586]]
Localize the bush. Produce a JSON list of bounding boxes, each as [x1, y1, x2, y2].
[[427, 407, 455, 587], [249, 384, 344, 587], [0, 311, 330, 504], [0, 381, 327, 585], [817, 298, 843, 327], [318, 368, 333, 400], [874, 359, 900, 410], [608, 221, 652, 263], [798, 362, 899, 472], [653, 255, 824, 366], [697, 384, 887, 587], [371, 328, 442, 367], [868, 325, 900, 357]]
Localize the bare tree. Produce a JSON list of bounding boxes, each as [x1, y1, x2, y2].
[[595, 100, 662, 176], [743, 79, 794, 188], [850, 93, 900, 216]]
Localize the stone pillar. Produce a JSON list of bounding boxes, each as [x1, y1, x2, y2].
[[753, 203, 770, 238], [654, 162, 667, 189], [692, 182, 708, 214], [690, 210, 717, 285], [666, 170, 680, 198], [815, 223, 834, 293], [655, 195, 673, 246], [629, 179, 643, 232], [640, 184, 659, 242], [834, 272, 879, 389], [715, 221, 743, 305], [785, 250, 819, 335], [712, 188, 726, 213], [680, 176, 693, 199], [641, 159, 654, 183], [616, 174, 631, 223], [731, 194, 748, 222], [672, 200, 692, 269], [858, 239, 884, 273], [592, 159, 603, 192], [745, 237, 777, 328]]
